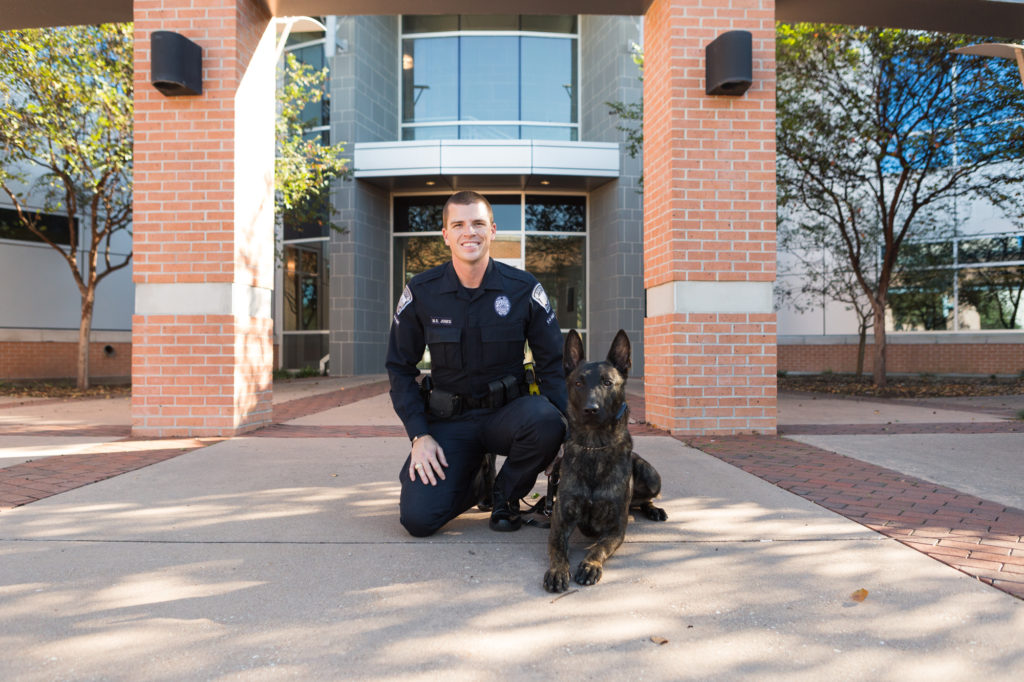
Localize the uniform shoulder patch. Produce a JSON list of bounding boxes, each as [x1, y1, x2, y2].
[[394, 285, 413, 323], [531, 283, 551, 313]]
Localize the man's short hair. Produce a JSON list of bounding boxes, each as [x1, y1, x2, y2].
[[443, 191, 493, 228]]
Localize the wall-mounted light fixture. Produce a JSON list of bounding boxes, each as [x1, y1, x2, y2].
[[151, 31, 203, 96], [705, 30, 752, 96], [950, 42, 1024, 87]]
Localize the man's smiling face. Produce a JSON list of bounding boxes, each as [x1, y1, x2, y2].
[[442, 200, 497, 268]]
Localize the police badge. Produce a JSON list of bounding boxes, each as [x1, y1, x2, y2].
[[494, 295, 511, 317]]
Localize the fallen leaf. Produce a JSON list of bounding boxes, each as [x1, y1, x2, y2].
[[850, 588, 869, 602], [650, 636, 669, 645]]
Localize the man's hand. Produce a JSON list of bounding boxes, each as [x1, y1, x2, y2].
[[409, 434, 448, 486]]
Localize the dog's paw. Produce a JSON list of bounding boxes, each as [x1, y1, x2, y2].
[[644, 504, 668, 521], [544, 568, 571, 593], [574, 560, 603, 586]]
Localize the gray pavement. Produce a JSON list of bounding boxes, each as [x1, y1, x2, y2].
[[1, 380, 1023, 680]]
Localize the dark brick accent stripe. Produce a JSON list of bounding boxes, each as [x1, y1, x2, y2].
[[0, 424, 132, 438], [780, 422, 1023, 435], [686, 434, 1024, 601], [271, 380, 392, 422], [254, 424, 408, 438], [0, 398, 73, 411]]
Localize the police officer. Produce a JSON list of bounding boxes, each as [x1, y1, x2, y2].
[[386, 191, 568, 537]]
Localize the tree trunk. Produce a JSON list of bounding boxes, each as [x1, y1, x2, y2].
[[77, 288, 95, 390], [856, 321, 867, 378], [871, 305, 887, 388]]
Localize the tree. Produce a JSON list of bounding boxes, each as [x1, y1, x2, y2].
[[0, 24, 133, 390], [275, 52, 350, 239], [0, 30, 347, 389], [776, 225, 877, 376], [606, 42, 644, 188], [777, 24, 1024, 386]]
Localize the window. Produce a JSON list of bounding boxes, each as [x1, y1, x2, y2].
[[888, 230, 1024, 331], [0, 207, 73, 246], [400, 15, 578, 141], [392, 193, 587, 334], [279, 22, 331, 371]]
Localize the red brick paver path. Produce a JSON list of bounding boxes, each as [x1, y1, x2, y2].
[[0, 438, 217, 510], [687, 434, 1024, 600]]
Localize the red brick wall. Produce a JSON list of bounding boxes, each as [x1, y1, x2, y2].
[[643, 0, 777, 435], [132, 0, 274, 437], [0, 341, 131, 382], [779, 341, 1024, 376]]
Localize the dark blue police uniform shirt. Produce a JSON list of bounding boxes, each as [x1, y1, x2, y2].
[[386, 258, 568, 440]]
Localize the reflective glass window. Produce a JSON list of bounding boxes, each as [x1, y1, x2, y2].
[[520, 125, 576, 141], [283, 244, 327, 331], [487, 196, 522, 232], [0, 207, 73, 245], [959, 235, 1024, 265], [459, 125, 519, 140], [400, 16, 578, 140], [526, 235, 586, 329], [394, 196, 446, 233], [958, 266, 1024, 330], [521, 37, 576, 124], [402, 37, 458, 123], [460, 36, 519, 122], [402, 125, 458, 140], [393, 235, 452, 303], [393, 194, 586, 331], [526, 195, 585, 233], [888, 269, 955, 331]]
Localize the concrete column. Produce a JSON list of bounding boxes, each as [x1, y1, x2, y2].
[[642, 0, 777, 435], [131, 0, 275, 436]]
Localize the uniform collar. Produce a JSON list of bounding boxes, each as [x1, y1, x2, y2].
[[440, 259, 503, 293]]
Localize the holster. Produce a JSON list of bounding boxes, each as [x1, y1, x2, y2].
[[428, 388, 462, 419]]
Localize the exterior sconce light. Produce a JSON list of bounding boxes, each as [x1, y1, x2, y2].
[[705, 30, 752, 96], [950, 43, 1024, 87], [151, 31, 202, 96]]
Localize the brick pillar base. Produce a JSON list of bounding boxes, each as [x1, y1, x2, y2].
[[132, 0, 275, 437], [643, 0, 777, 435]]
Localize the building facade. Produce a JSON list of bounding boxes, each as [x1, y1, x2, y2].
[[277, 14, 646, 377]]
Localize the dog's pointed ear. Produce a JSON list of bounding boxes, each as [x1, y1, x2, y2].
[[563, 329, 585, 376], [607, 329, 631, 378]]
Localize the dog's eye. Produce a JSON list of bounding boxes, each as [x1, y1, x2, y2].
[[602, 378, 613, 387], [574, 380, 583, 388]]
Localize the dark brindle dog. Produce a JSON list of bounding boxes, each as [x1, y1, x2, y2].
[[543, 329, 667, 593]]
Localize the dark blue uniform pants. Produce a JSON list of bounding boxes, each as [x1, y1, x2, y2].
[[398, 395, 565, 537]]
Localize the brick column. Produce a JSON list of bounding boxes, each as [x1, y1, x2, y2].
[[642, 0, 777, 435], [132, 0, 275, 437]]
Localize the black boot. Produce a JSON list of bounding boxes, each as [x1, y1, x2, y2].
[[489, 486, 522, 532]]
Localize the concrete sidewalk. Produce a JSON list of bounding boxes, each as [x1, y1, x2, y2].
[[1, 379, 1023, 680]]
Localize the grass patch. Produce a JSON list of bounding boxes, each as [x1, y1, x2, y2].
[[0, 381, 131, 400]]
